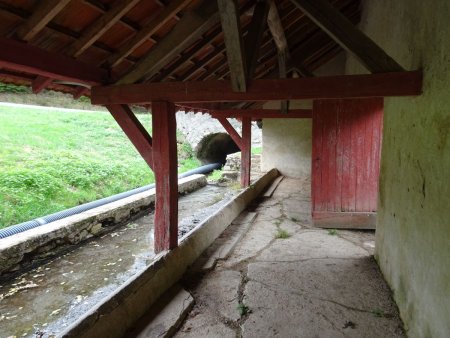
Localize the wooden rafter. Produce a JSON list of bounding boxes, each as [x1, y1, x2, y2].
[[245, 0, 270, 80], [0, 37, 108, 85], [92, 71, 422, 105], [106, 104, 153, 169], [217, 0, 247, 92], [117, 1, 219, 84], [15, 0, 71, 42], [290, 0, 404, 73], [106, 0, 192, 68], [66, 0, 141, 58]]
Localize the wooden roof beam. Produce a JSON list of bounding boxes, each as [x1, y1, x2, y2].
[[290, 0, 404, 73], [217, 0, 247, 92], [117, 1, 219, 84], [0, 37, 109, 85], [245, 0, 270, 80], [66, 0, 142, 58], [106, 0, 192, 68], [92, 71, 422, 105], [15, 0, 71, 42]]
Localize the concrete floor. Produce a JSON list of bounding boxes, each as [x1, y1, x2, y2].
[[174, 177, 406, 338]]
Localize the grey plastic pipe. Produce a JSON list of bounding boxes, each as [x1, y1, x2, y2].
[[0, 163, 221, 239]]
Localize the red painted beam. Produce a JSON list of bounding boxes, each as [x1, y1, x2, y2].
[[105, 104, 153, 170], [216, 117, 243, 150], [31, 76, 53, 94], [0, 37, 109, 85], [91, 71, 422, 105], [152, 101, 178, 252], [73, 87, 89, 100], [211, 109, 312, 119], [241, 117, 251, 187]]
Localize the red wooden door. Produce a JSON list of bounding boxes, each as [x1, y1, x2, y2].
[[312, 98, 383, 229]]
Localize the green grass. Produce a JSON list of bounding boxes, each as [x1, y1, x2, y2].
[[251, 146, 262, 155], [327, 229, 338, 236], [0, 105, 200, 228], [208, 169, 223, 181]]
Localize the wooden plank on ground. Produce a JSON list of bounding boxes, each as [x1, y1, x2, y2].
[[312, 212, 376, 229]]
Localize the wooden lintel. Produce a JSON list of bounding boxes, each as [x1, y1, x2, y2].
[[240, 117, 251, 187], [92, 71, 422, 104], [0, 37, 109, 85], [211, 109, 312, 120], [31, 76, 53, 94], [216, 117, 243, 150], [106, 104, 154, 170], [245, 0, 270, 80], [290, 0, 404, 73], [117, 1, 219, 84], [15, 0, 71, 42], [107, 0, 192, 68], [152, 101, 178, 252], [217, 0, 247, 92]]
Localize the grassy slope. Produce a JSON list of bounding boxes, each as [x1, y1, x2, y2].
[[0, 105, 199, 228]]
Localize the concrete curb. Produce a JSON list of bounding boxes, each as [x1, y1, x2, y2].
[[0, 175, 207, 277], [60, 169, 279, 338]]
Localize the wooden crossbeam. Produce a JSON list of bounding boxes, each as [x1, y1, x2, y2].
[[211, 109, 312, 120], [0, 37, 109, 85], [117, 1, 219, 84], [245, 0, 270, 80], [216, 117, 243, 149], [15, 0, 71, 42], [152, 101, 178, 252], [92, 71, 422, 104], [217, 0, 247, 92], [105, 104, 154, 170], [290, 0, 404, 73], [31, 76, 53, 94], [107, 0, 192, 68], [66, 0, 141, 57]]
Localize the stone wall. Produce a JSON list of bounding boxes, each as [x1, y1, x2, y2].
[[0, 175, 207, 278], [176, 112, 262, 150], [346, 1, 450, 337]]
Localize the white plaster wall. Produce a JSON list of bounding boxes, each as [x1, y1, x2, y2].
[[346, 1, 450, 337], [260, 53, 346, 178], [261, 118, 312, 178]]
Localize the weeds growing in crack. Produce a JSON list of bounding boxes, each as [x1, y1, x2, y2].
[[328, 229, 338, 236], [237, 302, 250, 316], [275, 228, 291, 239]]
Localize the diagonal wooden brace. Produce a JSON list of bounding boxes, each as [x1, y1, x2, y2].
[[106, 104, 154, 170]]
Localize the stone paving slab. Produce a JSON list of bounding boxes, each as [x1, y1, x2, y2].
[[174, 177, 405, 338]]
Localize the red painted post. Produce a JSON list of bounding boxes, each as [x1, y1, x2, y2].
[[241, 117, 251, 187], [152, 101, 178, 252]]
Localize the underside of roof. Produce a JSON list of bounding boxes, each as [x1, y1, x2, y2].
[[0, 0, 361, 108]]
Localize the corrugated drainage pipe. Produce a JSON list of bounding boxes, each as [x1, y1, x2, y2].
[[0, 163, 222, 239]]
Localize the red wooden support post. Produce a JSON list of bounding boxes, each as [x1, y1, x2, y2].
[[241, 117, 251, 187], [152, 101, 178, 252]]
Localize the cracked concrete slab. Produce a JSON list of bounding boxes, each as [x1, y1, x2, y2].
[[175, 177, 405, 338]]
